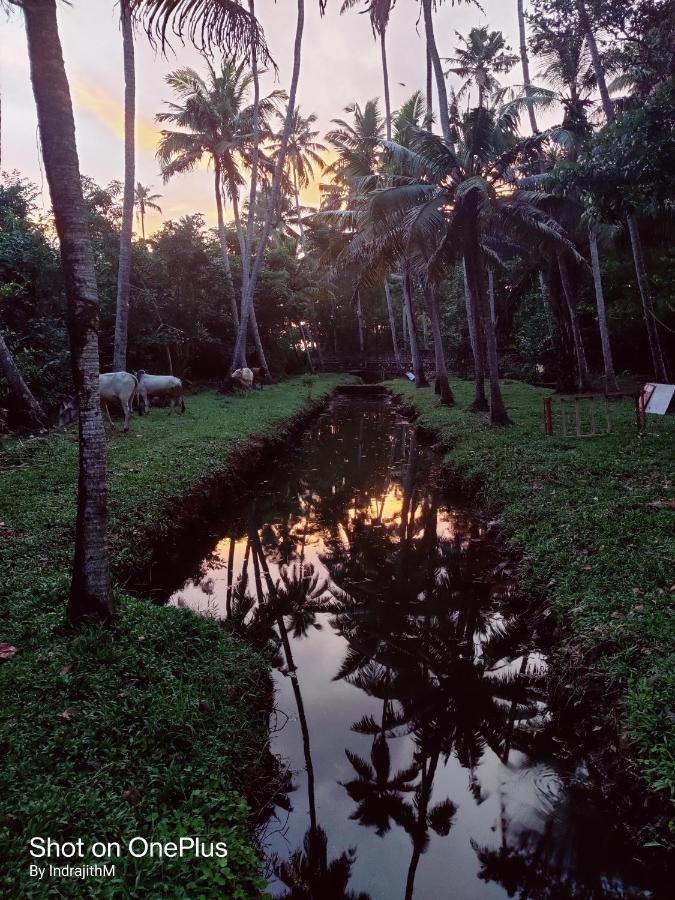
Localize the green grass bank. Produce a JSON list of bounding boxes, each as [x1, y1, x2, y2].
[[388, 378, 674, 841], [0, 376, 345, 898]]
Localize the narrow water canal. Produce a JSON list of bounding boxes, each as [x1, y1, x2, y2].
[[170, 397, 656, 899]]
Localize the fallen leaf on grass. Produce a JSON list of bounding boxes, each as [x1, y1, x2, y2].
[[59, 663, 74, 675], [58, 707, 77, 722], [0, 643, 18, 661]]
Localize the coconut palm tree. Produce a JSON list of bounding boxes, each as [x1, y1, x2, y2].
[[363, 102, 582, 424], [445, 26, 519, 109], [16, 0, 112, 623], [156, 58, 281, 363], [272, 105, 326, 244], [573, 0, 668, 381], [133, 182, 162, 239], [516, 0, 539, 134], [339, 1, 397, 140], [113, 0, 136, 372]]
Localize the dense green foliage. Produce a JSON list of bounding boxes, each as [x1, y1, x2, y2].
[[0, 379, 344, 896], [389, 379, 675, 816]]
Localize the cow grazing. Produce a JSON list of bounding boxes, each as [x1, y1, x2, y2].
[[230, 367, 254, 390], [137, 370, 185, 414], [58, 371, 138, 433], [249, 367, 267, 390]]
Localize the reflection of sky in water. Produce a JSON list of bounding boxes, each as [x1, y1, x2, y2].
[[168, 400, 656, 900]]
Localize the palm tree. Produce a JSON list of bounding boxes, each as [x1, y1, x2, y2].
[[573, 0, 668, 381], [133, 182, 162, 239], [156, 59, 280, 357], [273, 105, 326, 244], [445, 26, 519, 109], [17, 0, 112, 623], [113, 0, 135, 373], [516, 0, 539, 134], [340, 1, 396, 140]]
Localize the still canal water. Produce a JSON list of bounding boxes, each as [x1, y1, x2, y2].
[[170, 397, 657, 899]]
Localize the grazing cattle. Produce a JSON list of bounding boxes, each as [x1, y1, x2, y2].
[[249, 367, 267, 390], [58, 371, 138, 433], [137, 370, 185, 414], [230, 367, 254, 390]]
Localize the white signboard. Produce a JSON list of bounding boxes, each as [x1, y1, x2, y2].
[[642, 383, 675, 415]]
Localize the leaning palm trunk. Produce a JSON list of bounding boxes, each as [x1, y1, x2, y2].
[[232, 0, 305, 369], [557, 252, 591, 390], [626, 215, 668, 382], [466, 245, 510, 424], [517, 0, 539, 134], [463, 258, 488, 411], [402, 265, 428, 387], [424, 281, 454, 405], [22, 0, 112, 623], [214, 160, 240, 333], [0, 330, 45, 423], [422, 0, 452, 144], [380, 28, 392, 141], [113, 0, 135, 372], [383, 280, 402, 367], [588, 227, 618, 388]]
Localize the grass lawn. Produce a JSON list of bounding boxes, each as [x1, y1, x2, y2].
[[0, 376, 345, 898], [388, 378, 675, 837]]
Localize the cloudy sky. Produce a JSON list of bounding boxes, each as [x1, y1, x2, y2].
[[2, 0, 538, 235]]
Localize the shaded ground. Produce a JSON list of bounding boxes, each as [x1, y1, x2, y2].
[[388, 378, 674, 846], [0, 376, 344, 898]]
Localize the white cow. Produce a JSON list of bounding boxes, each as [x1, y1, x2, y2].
[[58, 371, 138, 433], [230, 367, 254, 390], [137, 370, 185, 414]]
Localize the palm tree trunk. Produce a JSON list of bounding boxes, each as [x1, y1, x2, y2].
[[467, 245, 511, 424], [517, 0, 539, 134], [424, 281, 454, 405], [140, 202, 146, 240], [232, 0, 305, 369], [422, 0, 452, 144], [355, 290, 365, 358], [293, 163, 304, 243], [488, 267, 497, 325], [463, 258, 488, 411], [0, 330, 45, 423], [113, 0, 135, 373], [575, 0, 614, 123], [402, 265, 428, 387], [425, 44, 433, 131], [588, 227, 618, 388], [380, 28, 392, 141], [626, 214, 668, 381], [383, 280, 401, 367], [402, 298, 409, 351], [298, 320, 315, 372], [214, 160, 240, 335], [22, 0, 112, 624], [557, 252, 591, 390]]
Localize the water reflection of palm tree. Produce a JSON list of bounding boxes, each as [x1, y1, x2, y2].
[[273, 825, 371, 900]]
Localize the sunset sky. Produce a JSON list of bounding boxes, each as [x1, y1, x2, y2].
[[2, 0, 538, 236]]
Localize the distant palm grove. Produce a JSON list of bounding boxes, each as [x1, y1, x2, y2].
[[0, 1, 673, 617]]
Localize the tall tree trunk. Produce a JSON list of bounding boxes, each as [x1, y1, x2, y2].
[[575, 1, 666, 380], [0, 330, 45, 423], [424, 281, 454, 405], [425, 44, 433, 131], [575, 0, 614, 123], [422, 0, 452, 144], [488, 267, 497, 325], [113, 0, 135, 373], [467, 245, 511, 424], [214, 160, 240, 335], [463, 258, 488, 411], [544, 267, 577, 392], [402, 265, 428, 387], [22, 0, 113, 624], [557, 252, 591, 390], [384, 280, 402, 367], [355, 290, 365, 358], [517, 0, 539, 134], [380, 28, 392, 141], [232, 0, 305, 369], [139, 203, 146, 240], [626, 215, 669, 381], [588, 227, 618, 388]]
